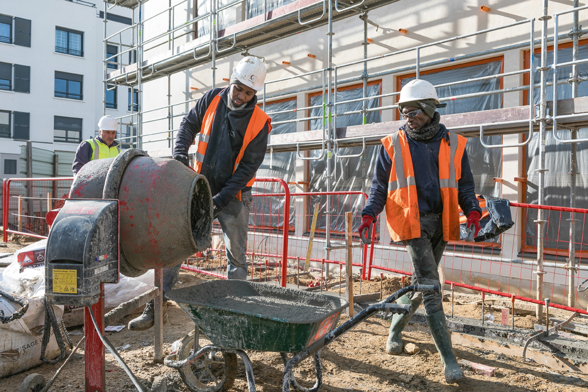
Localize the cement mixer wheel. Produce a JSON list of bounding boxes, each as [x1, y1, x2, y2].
[[177, 330, 237, 392], [18, 373, 46, 392]]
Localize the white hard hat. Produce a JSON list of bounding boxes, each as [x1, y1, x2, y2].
[[232, 56, 266, 91], [98, 115, 118, 131], [398, 79, 440, 106]]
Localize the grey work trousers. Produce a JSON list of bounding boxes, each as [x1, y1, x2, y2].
[[162, 191, 252, 293], [404, 214, 447, 315]]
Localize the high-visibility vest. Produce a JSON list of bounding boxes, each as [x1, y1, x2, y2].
[[381, 129, 467, 242], [193, 91, 272, 200], [87, 138, 121, 161]]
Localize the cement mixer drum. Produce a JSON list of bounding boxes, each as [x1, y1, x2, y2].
[[69, 149, 213, 277]]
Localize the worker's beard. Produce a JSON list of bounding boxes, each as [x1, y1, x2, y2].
[[227, 97, 247, 111], [403, 112, 441, 141]]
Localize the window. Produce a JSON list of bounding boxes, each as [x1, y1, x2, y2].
[[128, 88, 139, 111], [55, 71, 83, 100], [128, 49, 137, 64], [0, 14, 11, 44], [55, 27, 83, 56], [4, 159, 17, 175], [0, 110, 10, 138], [0, 62, 11, 90], [308, 82, 383, 234], [0, 62, 30, 93], [54, 116, 82, 143], [13, 112, 29, 140], [522, 41, 588, 256], [246, 0, 296, 19], [106, 85, 117, 109], [107, 45, 118, 69]]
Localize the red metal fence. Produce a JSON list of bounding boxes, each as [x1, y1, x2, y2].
[[2, 177, 74, 242], [4, 176, 588, 315]]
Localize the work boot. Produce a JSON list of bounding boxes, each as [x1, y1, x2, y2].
[[128, 300, 168, 331], [386, 294, 422, 355], [425, 310, 465, 383]]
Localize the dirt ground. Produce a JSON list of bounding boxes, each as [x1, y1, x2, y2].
[[3, 267, 588, 391]]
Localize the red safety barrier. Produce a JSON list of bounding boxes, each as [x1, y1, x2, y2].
[[2, 177, 74, 242], [368, 200, 588, 316], [180, 183, 378, 287]]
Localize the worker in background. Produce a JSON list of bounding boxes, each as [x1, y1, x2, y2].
[[358, 79, 481, 383], [128, 56, 271, 331], [72, 115, 120, 175]]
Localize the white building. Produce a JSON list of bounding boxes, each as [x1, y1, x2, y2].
[[0, 0, 133, 181]]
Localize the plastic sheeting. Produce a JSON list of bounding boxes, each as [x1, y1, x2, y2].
[[247, 0, 297, 18], [308, 84, 382, 232], [525, 45, 588, 250], [401, 61, 503, 198], [251, 99, 297, 228], [196, 0, 236, 36]]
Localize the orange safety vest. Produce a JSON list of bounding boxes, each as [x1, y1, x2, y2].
[[381, 129, 467, 242], [193, 91, 272, 200]]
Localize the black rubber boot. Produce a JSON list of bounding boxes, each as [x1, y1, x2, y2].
[[386, 294, 422, 355], [128, 300, 168, 331], [425, 310, 465, 383]]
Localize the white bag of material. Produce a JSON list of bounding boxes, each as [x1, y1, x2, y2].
[[104, 270, 154, 309], [0, 294, 64, 378]]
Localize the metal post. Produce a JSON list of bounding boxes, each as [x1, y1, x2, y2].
[[362, 13, 368, 125], [567, 0, 580, 308], [137, 2, 143, 150], [536, 0, 550, 321], [85, 284, 105, 392], [168, 74, 172, 148], [325, 0, 334, 260], [103, 1, 108, 117], [153, 268, 164, 363], [211, 0, 216, 89]]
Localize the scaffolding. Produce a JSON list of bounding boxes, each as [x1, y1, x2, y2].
[[103, 0, 588, 314]]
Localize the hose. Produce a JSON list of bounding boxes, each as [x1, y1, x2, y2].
[[0, 288, 29, 324], [40, 297, 70, 365]]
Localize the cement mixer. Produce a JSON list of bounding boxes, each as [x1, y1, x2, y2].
[[22, 149, 214, 392]]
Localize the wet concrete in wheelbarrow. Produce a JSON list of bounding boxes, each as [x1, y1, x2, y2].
[[3, 270, 588, 391]]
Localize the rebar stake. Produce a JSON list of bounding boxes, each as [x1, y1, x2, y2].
[[481, 292, 485, 324], [511, 295, 516, 330], [296, 257, 300, 289], [380, 273, 384, 300], [545, 298, 550, 336], [451, 283, 455, 318], [339, 264, 342, 296], [359, 268, 362, 294]]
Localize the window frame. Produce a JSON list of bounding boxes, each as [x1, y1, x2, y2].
[[306, 80, 383, 238], [54, 115, 83, 144], [55, 71, 83, 100], [55, 27, 84, 57], [0, 109, 11, 138]]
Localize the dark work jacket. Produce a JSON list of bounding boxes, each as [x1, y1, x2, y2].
[[362, 123, 481, 220], [72, 136, 120, 175], [174, 88, 269, 209]]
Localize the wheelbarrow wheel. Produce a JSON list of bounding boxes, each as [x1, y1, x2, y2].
[[18, 373, 46, 392], [177, 330, 238, 392]]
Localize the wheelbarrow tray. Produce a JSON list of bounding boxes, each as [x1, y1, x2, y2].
[[166, 280, 348, 353]]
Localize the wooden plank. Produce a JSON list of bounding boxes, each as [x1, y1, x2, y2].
[[304, 202, 320, 271], [353, 292, 381, 302], [345, 212, 354, 317]]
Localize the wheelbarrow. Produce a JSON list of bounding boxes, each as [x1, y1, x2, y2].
[[164, 280, 438, 392]]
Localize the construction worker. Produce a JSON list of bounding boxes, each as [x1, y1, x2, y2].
[[358, 79, 481, 383], [72, 115, 120, 175], [128, 56, 271, 331]]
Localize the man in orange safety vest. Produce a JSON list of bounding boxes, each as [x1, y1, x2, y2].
[[358, 79, 481, 383], [128, 57, 271, 331]]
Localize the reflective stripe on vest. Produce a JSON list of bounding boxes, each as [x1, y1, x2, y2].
[[88, 138, 121, 161], [193, 91, 272, 200], [381, 129, 466, 242]]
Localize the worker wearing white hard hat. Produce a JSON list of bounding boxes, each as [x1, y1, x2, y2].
[[128, 56, 272, 331], [358, 79, 481, 383], [72, 115, 121, 175]]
